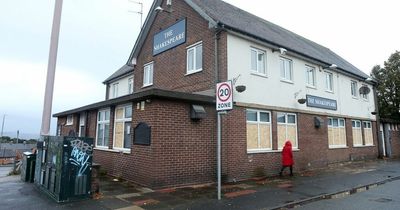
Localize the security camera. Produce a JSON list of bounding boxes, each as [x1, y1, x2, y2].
[[329, 64, 337, 69], [279, 47, 287, 55]]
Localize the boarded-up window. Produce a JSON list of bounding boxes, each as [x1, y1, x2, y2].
[[328, 117, 346, 148], [113, 105, 132, 150], [246, 110, 272, 152], [363, 121, 373, 146], [352, 120, 362, 146], [277, 112, 297, 149]]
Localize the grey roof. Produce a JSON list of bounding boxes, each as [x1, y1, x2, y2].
[[0, 149, 16, 158], [190, 0, 369, 79], [0, 143, 35, 150], [53, 88, 215, 117], [103, 64, 134, 84]]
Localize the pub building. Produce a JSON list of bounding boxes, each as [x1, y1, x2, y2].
[[54, 0, 382, 188]]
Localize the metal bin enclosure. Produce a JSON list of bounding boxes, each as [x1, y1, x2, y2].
[[21, 152, 36, 182], [34, 136, 93, 202]]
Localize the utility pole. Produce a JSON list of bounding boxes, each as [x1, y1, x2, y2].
[[40, 0, 63, 136], [128, 0, 143, 28], [1, 114, 5, 137], [16, 130, 19, 144]]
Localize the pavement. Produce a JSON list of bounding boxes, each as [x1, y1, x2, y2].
[[1, 159, 400, 210]]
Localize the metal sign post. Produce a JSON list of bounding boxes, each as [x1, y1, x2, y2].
[[216, 81, 233, 200]]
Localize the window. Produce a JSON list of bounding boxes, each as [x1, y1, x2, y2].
[[305, 65, 316, 87], [325, 72, 334, 92], [352, 120, 362, 146], [112, 83, 119, 98], [96, 109, 110, 147], [280, 57, 293, 81], [114, 105, 132, 150], [246, 110, 272, 152], [78, 114, 85, 137], [66, 115, 73, 125], [250, 48, 266, 75], [351, 81, 358, 97], [328, 117, 346, 148], [143, 62, 153, 87], [277, 112, 297, 149], [187, 42, 202, 74], [128, 77, 134, 94], [363, 121, 373, 145]]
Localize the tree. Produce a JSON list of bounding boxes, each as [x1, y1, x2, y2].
[[371, 51, 400, 120]]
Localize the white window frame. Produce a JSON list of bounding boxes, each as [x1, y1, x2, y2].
[[96, 109, 110, 148], [305, 65, 316, 88], [78, 114, 85, 137], [250, 47, 267, 76], [113, 104, 132, 151], [66, 115, 73, 125], [128, 77, 134, 94], [325, 71, 334, 92], [351, 81, 358, 98], [112, 83, 119, 98], [186, 41, 203, 74], [363, 121, 373, 146], [280, 57, 293, 82], [246, 109, 272, 153], [143, 62, 154, 87], [328, 117, 346, 148], [277, 112, 298, 149], [352, 120, 362, 146]]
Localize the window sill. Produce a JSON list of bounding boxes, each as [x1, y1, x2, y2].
[[328, 146, 348, 149], [325, 90, 334, 94], [306, 85, 317, 90], [250, 72, 268, 78], [94, 147, 131, 154], [185, 69, 202, 76], [280, 79, 294, 84], [247, 148, 299, 154], [353, 145, 375, 148], [142, 84, 153, 88]]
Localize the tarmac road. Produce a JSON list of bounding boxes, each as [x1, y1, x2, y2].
[[297, 179, 400, 210]]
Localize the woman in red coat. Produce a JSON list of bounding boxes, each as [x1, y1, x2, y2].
[[279, 140, 294, 176]]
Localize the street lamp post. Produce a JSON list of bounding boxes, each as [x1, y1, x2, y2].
[[40, 0, 63, 136]]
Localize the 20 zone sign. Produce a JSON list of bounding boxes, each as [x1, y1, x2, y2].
[[216, 81, 233, 111]]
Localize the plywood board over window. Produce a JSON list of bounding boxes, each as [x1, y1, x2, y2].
[[328, 117, 346, 148], [277, 112, 298, 149], [246, 110, 272, 152], [363, 121, 373, 146]]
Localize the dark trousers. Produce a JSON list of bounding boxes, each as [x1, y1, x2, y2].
[[280, 165, 293, 176]]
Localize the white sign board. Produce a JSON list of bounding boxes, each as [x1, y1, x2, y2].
[[216, 81, 233, 111]]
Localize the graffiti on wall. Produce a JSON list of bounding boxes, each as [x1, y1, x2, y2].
[[69, 139, 93, 176]]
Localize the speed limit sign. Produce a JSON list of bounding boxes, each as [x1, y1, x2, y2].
[[216, 81, 233, 111]]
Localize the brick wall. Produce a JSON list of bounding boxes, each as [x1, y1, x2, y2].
[[93, 99, 216, 188], [221, 106, 379, 182], [134, 0, 221, 93], [390, 130, 400, 157]]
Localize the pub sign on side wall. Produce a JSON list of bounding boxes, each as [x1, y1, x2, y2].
[[153, 18, 186, 56]]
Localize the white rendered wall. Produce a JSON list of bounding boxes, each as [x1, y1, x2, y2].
[[227, 34, 376, 120], [108, 76, 133, 99]]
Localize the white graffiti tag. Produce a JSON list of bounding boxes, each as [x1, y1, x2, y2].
[[69, 139, 92, 176]]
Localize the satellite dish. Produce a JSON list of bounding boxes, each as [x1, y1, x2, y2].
[[359, 85, 371, 95]]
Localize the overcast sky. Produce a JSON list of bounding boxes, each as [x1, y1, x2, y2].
[[0, 0, 399, 138]]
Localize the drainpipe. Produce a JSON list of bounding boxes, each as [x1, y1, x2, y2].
[[214, 25, 221, 84], [372, 84, 383, 158]]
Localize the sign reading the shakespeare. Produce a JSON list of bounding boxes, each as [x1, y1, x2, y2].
[[153, 18, 186, 56], [216, 81, 233, 111], [306, 95, 337, 110]]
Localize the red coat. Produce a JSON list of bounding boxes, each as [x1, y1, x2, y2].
[[282, 141, 294, 166]]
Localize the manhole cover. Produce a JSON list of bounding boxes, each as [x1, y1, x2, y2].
[[373, 198, 393, 203]]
